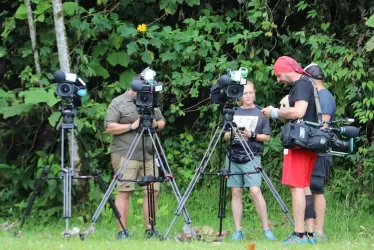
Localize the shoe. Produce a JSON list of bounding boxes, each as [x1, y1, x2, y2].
[[283, 233, 309, 244], [263, 229, 276, 241], [314, 232, 328, 241], [117, 229, 130, 240], [231, 230, 244, 242], [308, 235, 318, 244], [145, 228, 161, 239]]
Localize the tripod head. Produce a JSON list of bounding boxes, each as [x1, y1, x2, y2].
[[59, 104, 77, 125]]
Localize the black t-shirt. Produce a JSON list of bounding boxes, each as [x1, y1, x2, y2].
[[288, 75, 318, 123]]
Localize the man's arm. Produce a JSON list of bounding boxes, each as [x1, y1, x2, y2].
[[262, 100, 308, 120], [278, 100, 308, 119], [322, 114, 331, 128], [106, 122, 133, 135]]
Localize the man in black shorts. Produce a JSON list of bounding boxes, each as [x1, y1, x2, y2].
[[304, 63, 336, 241]]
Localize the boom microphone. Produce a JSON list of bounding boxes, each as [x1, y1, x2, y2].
[[53, 70, 66, 82], [130, 80, 144, 92], [330, 126, 359, 138]]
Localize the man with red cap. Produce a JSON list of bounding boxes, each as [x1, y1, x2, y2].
[[262, 56, 318, 244]]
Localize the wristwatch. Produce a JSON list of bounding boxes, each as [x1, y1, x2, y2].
[[128, 123, 133, 131]]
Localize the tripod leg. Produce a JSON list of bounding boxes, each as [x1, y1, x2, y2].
[[163, 124, 228, 239], [94, 171, 126, 231], [16, 118, 63, 235], [217, 175, 227, 237], [150, 132, 197, 239], [80, 130, 144, 240], [233, 128, 294, 226]]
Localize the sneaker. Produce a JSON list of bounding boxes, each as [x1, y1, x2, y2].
[[308, 235, 318, 244], [283, 234, 309, 244], [145, 228, 161, 239], [231, 230, 244, 242], [117, 229, 130, 240], [314, 232, 327, 241], [263, 229, 276, 241]]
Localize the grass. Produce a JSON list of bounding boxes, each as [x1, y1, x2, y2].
[[1, 183, 374, 249]]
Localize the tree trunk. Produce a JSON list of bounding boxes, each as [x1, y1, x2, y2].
[[24, 0, 42, 87], [52, 0, 87, 201]]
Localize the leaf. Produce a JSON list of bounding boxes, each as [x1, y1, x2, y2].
[[141, 50, 154, 65], [365, 36, 374, 52], [127, 42, 139, 55], [88, 62, 109, 79], [119, 24, 137, 38], [107, 51, 129, 67], [0, 46, 7, 57], [15, 4, 27, 20], [19, 88, 48, 105], [0, 103, 33, 119], [119, 69, 136, 89], [63, 2, 79, 16], [48, 112, 61, 127], [366, 14, 374, 27], [35, 1, 51, 14], [36, 14, 45, 23]]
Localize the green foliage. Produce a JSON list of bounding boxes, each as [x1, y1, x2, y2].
[[0, 0, 373, 219]]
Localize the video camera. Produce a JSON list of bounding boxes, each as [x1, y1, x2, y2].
[[210, 67, 248, 105], [282, 118, 360, 156], [54, 70, 87, 105], [130, 68, 163, 113], [321, 118, 359, 156]]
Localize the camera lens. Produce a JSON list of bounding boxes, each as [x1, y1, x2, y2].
[[331, 138, 353, 153], [227, 84, 244, 99], [137, 92, 153, 107], [57, 82, 74, 97]]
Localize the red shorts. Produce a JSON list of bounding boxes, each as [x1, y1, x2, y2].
[[282, 148, 317, 188]]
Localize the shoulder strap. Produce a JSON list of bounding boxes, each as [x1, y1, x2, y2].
[[308, 77, 323, 124]]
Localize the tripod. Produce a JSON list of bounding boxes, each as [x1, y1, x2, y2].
[[79, 112, 196, 240], [15, 104, 125, 238], [164, 106, 294, 239]]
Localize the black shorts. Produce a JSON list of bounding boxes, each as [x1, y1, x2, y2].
[[310, 155, 332, 194]]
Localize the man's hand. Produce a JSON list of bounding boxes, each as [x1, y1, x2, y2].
[[132, 118, 140, 130], [152, 119, 158, 129], [240, 129, 252, 138], [261, 105, 274, 118]]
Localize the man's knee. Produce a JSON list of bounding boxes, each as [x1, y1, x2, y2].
[[118, 191, 132, 200], [231, 188, 243, 199], [249, 187, 262, 200]]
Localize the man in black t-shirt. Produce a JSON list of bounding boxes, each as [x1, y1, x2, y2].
[[262, 56, 318, 244]]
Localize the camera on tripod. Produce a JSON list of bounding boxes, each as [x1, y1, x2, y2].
[[130, 68, 163, 114], [210, 67, 248, 105], [54, 70, 87, 105]]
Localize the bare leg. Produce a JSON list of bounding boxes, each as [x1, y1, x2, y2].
[[290, 187, 306, 233], [231, 188, 243, 230], [249, 187, 269, 230], [115, 191, 132, 231], [313, 193, 326, 235]]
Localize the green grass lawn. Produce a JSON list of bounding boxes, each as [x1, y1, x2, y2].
[[1, 185, 373, 249]]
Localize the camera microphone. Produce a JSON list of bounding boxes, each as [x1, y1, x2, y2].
[[53, 70, 66, 82], [131, 80, 144, 92], [217, 75, 231, 89], [330, 126, 359, 138]]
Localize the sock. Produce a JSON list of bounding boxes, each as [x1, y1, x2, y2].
[[307, 232, 314, 238], [293, 231, 305, 238]]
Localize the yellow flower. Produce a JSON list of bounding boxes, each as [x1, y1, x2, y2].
[[137, 24, 147, 33]]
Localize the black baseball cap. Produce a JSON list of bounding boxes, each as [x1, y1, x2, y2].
[[304, 63, 324, 80]]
